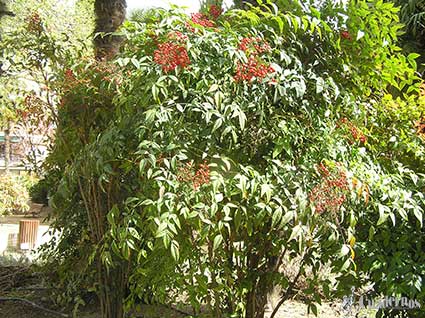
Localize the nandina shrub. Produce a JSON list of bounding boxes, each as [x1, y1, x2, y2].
[[88, 3, 423, 318], [39, 1, 425, 318]]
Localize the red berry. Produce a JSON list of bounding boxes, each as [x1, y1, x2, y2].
[[341, 31, 352, 40], [209, 5, 222, 20], [153, 41, 190, 72]]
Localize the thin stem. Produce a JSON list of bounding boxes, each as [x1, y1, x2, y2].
[[269, 250, 308, 318]]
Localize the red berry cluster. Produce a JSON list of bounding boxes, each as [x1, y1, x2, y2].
[[239, 37, 271, 55], [64, 69, 75, 81], [27, 12, 42, 33], [337, 118, 367, 144], [190, 12, 215, 28], [177, 161, 210, 190], [167, 31, 188, 43], [309, 162, 349, 214], [340, 30, 352, 41], [19, 93, 48, 125], [62, 68, 80, 91], [62, 59, 122, 94], [153, 42, 191, 73], [209, 5, 223, 20], [234, 56, 275, 82], [235, 35, 274, 83], [91, 60, 123, 85]]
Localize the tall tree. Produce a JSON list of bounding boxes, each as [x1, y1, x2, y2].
[[0, 0, 13, 173], [92, 1, 127, 318], [94, 0, 126, 60]]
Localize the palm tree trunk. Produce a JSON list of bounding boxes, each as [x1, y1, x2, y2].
[[94, 0, 127, 60], [90, 3, 127, 318]]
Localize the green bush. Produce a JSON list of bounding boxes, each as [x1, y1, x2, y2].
[[9, 0, 425, 317], [29, 178, 49, 205], [0, 174, 30, 216]]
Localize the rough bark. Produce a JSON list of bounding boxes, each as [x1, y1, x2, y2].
[[90, 2, 127, 318], [245, 252, 269, 318], [93, 0, 127, 60]]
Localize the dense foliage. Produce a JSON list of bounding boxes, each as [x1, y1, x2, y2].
[[0, 174, 34, 216], [2, 1, 425, 318], [390, 0, 425, 71], [29, 177, 50, 205], [0, 0, 94, 173]]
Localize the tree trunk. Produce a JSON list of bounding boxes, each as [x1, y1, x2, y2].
[[90, 3, 127, 318], [94, 0, 127, 60], [98, 261, 127, 318], [4, 121, 10, 174], [245, 252, 269, 318], [245, 286, 268, 318]]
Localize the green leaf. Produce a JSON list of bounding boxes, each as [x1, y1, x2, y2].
[[145, 108, 157, 124], [151, 85, 159, 101], [273, 141, 284, 159], [261, 184, 273, 202], [131, 57, 140, 69], [122, 244, 130, 260], [340, 244, 350, 256], [208, 84, 219, 93], [106, 205, 118, 227], [272, 207, 283, 227], [413, 206, 423, 227], [356, 30, 365, 40], [128, 227, 140, 240], [213, 234, 223, 251], [289, 224, 302, 241], [316, 77, 325, 94], [170, 240, 180, 261], [377, 204, 390, 226], [368, 226, 375, 240], [309, 303, 318, 316], [407, 53, 420, 60], [340, 258, 351, 271], [214, 91, 223, 108], [156, 222, 167, 238], [212, 118, 223, 133], [281, 210, 293, 226], [238, 111, 246, 130]]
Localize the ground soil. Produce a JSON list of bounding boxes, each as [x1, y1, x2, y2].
[[0, 299, 344, 318], [0, 206, 346, 318], [0, 269, 344, 318]]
